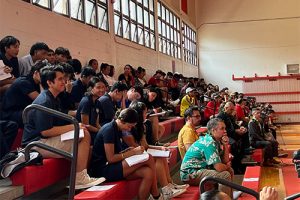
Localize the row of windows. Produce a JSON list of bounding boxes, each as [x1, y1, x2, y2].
[[24, 0, 197, 66]]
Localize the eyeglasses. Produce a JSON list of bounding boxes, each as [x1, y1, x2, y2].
[[191, 115, 201, 118]]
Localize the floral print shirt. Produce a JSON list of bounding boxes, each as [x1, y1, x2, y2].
[[180, 134, 222, 181]]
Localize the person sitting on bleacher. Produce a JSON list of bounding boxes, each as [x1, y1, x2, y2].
[[71, 67, 96, 108], [180, 118, 233, 198], [178, 106, 201, 159], [180, 87, 198, 117], [89, 108, 163, 200], [76, 77, 107, 144], [54, 46, 70, 64], [22, 65, 104, 189], [18, 42, 49, 76], [123, 101, 189, 198], [248, 108, 281, 166], [217, 102, 248, 174], [2, 61, 47, 127], [97, 81, 128, 126]]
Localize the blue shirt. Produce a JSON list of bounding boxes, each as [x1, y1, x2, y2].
[[97, 93, 116, 126], [71, 79, 86, 104], [76, 95, 99, 127], [2, 76, 40, 112], [90, 120, 123, 169], [22, 90, 68, 147]]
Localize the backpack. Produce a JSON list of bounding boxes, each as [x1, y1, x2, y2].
[[0, 149, 43, 178]]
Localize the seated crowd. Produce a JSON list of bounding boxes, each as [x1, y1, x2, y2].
[[0, 35, 282, 199]]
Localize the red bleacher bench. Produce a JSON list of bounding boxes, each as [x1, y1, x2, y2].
[[239, 166, 261, 200], [251, 149, 263, 164], [11, 158, 70, 196], [160, 117, 184, 138], [74, 179, 141, 200]]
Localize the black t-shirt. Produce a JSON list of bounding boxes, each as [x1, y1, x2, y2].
[[98, 93, 116, 126], [90, 120, 123, 169], [76, 94, 98, 127], [0, 52, 19, 78]]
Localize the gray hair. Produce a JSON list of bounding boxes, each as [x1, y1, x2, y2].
[[207, 118, 224, 132]]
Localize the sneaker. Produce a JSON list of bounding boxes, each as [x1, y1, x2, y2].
[[148, 193, 164, 200], [278, 153, 288, 158], [270, 158, 281, 164], [162, 184, 186, 199], [233, 191, 243, 200], [74, 169, 106, 190], [169, 182, 189, 190]]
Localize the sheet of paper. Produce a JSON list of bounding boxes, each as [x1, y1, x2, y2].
[[149, 111, 166, 117], [243, 178, 259, 182], [125, 151, 149, 167], [147, 148, 170, 157], [61, 128, 84, 141], [86, 185, 115, 191], [0, 61, 12, 81]]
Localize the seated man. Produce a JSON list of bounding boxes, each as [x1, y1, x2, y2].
[[71, 67, 96, 108], [180, 87, 198, 117], [97, 81, 128, 126], [22, 65, 104, 189], [180, 118, 233, 198], [2, 61, 46, 127], [178, 106, 201, 159], [248, 108, 280, 166]]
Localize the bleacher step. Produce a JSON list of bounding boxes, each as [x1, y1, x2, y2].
[[0, 185, 24, 200]]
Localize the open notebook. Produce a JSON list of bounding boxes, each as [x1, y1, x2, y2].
[[125, 152, 149, 167], [147, 148, 170, 158], [61, 129, 84, 141]]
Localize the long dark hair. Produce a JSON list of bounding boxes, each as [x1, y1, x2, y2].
[[129, 101, 146, 143]]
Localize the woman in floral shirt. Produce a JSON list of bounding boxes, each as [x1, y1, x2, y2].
[[180, 118, 234, 197]]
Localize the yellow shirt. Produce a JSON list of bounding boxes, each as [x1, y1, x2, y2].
[[178, 123, 199, 159], [180, 95, 196, 117]]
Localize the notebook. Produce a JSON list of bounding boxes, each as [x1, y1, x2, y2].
[[147, 148, 170, 158], [61, 128, 84, 141], [125, 152, 149, 167]]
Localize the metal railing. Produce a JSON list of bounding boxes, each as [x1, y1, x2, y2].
[[200, 176, 259, 200], [285, 193, 300, 200], [23, 104, 80, 200]]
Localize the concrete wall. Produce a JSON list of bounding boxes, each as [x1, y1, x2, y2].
[[195, 0, 300, 92], [0, 0, 198, 78]]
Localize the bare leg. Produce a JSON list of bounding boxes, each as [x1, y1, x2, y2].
[[155, 158, 169, 187], [76, 130, 91, 172]]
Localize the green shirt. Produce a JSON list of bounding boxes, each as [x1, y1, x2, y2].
[[180, 134, 222, 181]]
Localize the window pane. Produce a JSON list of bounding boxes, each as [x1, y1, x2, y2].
[[170, 12, 173, 26], [114, 14, 122, 36], [150, 33, 155, 49], [130, 1, 136, 21], [157, 19, 161, 34], [98, 5, 108, 30], [143, 0, 148, 8], [149, 0, 154, 11], [99, 0, 106, 3], [159, 37, 162, 51], [166, 25, 170, 39], [150, 14, 154, 30], [123, 19, 130, 39], [114, 0, 120, 11], [161, 5, 165, 20], [137, 5, 143, 24], [33, 0, 50, 8], [122, 0, 129, 16], [53, 0, 68, 15], [131, 23, 137, 42], [71, 0, 83, 21], [138, 26, 144, 45], [162, 22, 165, 37], [157, 2, 161, 17], [85, 0, 96, 26], [145, 30, 150, 47], [137, 0, 142, 4], [144, 10, 149, 27], [166, 9, 169, 23]]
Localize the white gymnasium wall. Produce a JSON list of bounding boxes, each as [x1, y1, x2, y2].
[[0, 0, 198, 79], [195, 0, 300, 92]]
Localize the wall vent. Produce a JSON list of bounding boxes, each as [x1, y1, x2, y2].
[[286, 64, 299, 74]]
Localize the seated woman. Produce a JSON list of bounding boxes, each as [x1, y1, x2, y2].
[[76, 77, 106, 144], [89, 108, 162, 200], [124, 101, 188, 198]]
